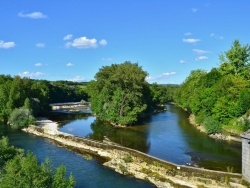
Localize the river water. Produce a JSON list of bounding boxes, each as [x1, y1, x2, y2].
[[56, 104, 241, 173], [0, 124, 153, 188], [0, 104, 242, 187]]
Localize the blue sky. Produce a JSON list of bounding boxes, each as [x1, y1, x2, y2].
[[0, 0, 249, 84]]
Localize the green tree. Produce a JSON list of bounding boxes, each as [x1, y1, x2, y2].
[[0, 137, 75, 188], [203, 116, 222, 134], [0, 137, 22, 166], [1, 153, 75, 188], [149, 83, 178, 105], [8, 108, 36, 129], [175, 69, 207, 112], [52, 165, 75, 188], [86, 62, 151, 125], [219, 40, 250, 77], [238, 89, 250, 115]]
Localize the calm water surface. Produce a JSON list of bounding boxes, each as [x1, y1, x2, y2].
[[56, 104, 242, 172]]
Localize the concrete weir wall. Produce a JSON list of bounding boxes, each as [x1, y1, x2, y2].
[[23, 125, 242, 185], [241, 131, 250, 183]]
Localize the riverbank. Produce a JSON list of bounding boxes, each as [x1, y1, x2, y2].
[[188, 114, 242, 142], [22, 119, 246, 188]]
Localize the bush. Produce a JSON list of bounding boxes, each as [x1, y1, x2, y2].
[[8, 108, 36, 129], [203, 116, 222, 134], [233, 117, 250, 132], [123, 154, 133, 163]]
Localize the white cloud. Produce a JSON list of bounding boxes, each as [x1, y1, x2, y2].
[[69, 76, 86, 82], [65, 36, 107, 49], [19, 71, 44, 78], [192, 8, 198, 13], [66, 63, 74, 67], [146, 72, 176, 81], [63, 34, 73, 40], [35, 63, 43, 66], [179, 60, 186, 64], [183, 38, 200, 44], [193, 49, 210, 55], [36, 43, 45, 48], [66, 37, 97, 48], [195, 56, 208, 61], [18, 11, 47, 19], [0, 40, 15, 49], [99, 39, 107, 46], [210, 33, 224, 40], [184, 32, 192, 36], [102, 58, 113, 61]]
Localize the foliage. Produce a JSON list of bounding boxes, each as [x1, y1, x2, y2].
[[8, 108, 36, 129], [174, 69, 207, 112], [0, 137, 75, 188], [86, 62, 152, 125], [0, 74, 88, 123], [175, 40, 250, 133], [219, 40, 250, 77], [203, 117, 222, 134], [149, 83, 179, 104], [232, 116, 250, 132], [0, 136, 22, 166], [123, 154, 133, 163]]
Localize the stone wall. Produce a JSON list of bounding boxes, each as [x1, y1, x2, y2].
[[23, 125, 242, 183], [242, 132, 250, 183]]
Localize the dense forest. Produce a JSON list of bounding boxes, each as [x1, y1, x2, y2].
[[174, 40, 250, 134], [0, 76, 88, 127]]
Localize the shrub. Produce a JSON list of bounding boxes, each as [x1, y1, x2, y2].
[[234, 117, 250, 132], [123, 154, 133, 163], [8, 108, 36, 129], [119, 164, 128, 175], [203, 116, 222, 134]]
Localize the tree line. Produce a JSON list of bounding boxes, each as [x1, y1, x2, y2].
[[0, 75, 88, 128], [86, 40, 250, 134], [174, 40, 250, 134]]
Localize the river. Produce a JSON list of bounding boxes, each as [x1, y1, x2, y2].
[[55, 104, 241, 172], [0, 104, 242, 187], [0, 124, 153, 188]]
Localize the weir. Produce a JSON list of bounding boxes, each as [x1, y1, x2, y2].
[[23, 125, 244, 187]]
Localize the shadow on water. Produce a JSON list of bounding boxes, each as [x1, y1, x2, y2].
[[49, 112, 92, 126], [87, 118, 150, 153], [167, 104, 241, 172], [55, 104, 241, 173]]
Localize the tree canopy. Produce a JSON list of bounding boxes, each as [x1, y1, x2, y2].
[[0, 75, 88, 124], [175, 40, 250, 134], [86, 62, 153, 125], [219, 40, 250, 77], [0, 137, 75, 188]]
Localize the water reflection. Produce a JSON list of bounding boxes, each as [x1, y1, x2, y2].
[[88, 119, 150, 153], [55, 104, 242, 173], [168, 104, 241, 172]]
